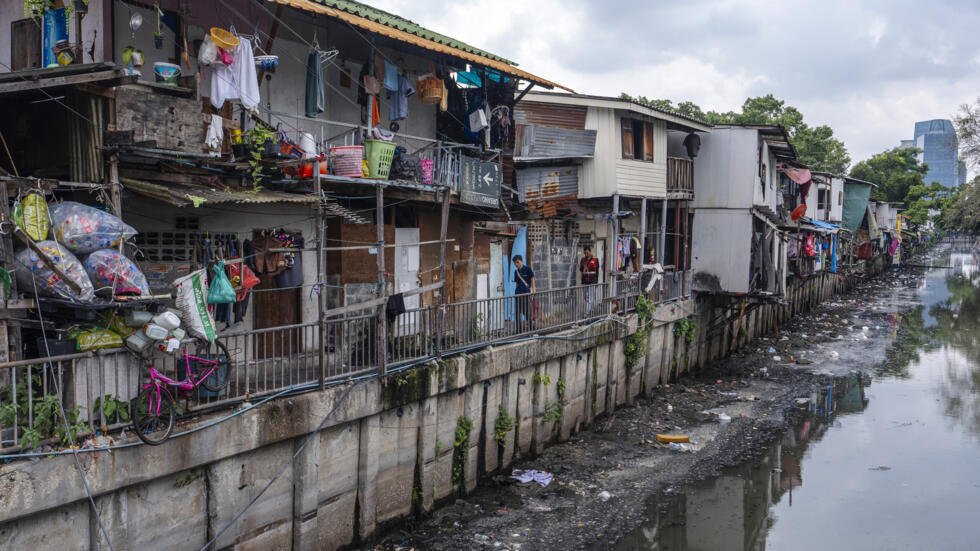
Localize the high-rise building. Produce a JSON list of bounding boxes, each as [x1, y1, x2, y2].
[[911, 119, 960, 190]]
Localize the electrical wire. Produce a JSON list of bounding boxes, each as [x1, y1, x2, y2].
[[28, 275, 116, 551], [199, 380, 361, 551]]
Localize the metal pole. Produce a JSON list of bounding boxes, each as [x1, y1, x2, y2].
[[658, 199, 668, 265], [609, 194, 619, 301], [315, 146, 326, 390], [436, 188, 451, 357], [376, 184, 387, 376]]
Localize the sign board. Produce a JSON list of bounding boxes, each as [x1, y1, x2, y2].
[[459, 156, 501, 207]]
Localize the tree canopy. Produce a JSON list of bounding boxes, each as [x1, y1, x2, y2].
[[849, 147, 929, 202], [941, 176, 980, 234], [620, 93, 851, 173], [953, 97, 980, 169]]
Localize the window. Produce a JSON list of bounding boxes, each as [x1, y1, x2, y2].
[[817, 189, 828, 210], [621, 118, 654, 161], [838, 191, 844, 206]]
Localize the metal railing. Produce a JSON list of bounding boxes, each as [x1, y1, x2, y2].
[[0, 279, 646, 456], [658, 269, 692, 302]]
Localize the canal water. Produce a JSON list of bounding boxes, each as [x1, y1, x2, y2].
[[617, 244, 980, 551]]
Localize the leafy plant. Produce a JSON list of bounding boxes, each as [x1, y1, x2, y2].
[[493, 404, 514, 444], [93, 394, 131, 425], [532, 372, 551, 387], [243, 125, 277, 188], [556, 378, 566, 399], [674, 317, 697, 343], [543, 401, 563, 423], [0, 371, 87, 451], [451, 416, 474, 491], [625, 295, 657, 367]]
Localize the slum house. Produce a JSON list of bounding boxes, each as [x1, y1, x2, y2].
[[777, 168, 844, 278], [841, 176, 881, 265], [690, 124, 796, 297], [511, 92, 711, 306], [0, 0, 568, 434]]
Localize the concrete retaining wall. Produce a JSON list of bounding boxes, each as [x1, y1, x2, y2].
[[0, 260, 883, 549]]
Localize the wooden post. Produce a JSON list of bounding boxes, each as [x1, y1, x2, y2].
[[375, 184, 387, 376], [658, 199, 668, 265], [0, 178, 17, 362], [436, 188, 451, 357], [108, 154, 121, 217]]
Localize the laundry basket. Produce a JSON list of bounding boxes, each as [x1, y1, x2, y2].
[[329, 145, 364, 178], [364, 139, 396, 180], [420, 158, 434, 185]]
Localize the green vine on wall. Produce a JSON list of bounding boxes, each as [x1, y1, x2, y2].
[[674, 317, 697, 343], [624, 295, 656, 368], [0, 372, 87, 451], [493, 404, 514, 444], [451, 416, 473, 492]]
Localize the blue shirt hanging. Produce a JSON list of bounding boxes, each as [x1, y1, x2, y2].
[[383, 61, 399, 92], [388, 74, 415, 122]]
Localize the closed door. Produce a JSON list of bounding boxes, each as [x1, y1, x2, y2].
[[488, 241, 504, 331], [394, 228, 420, 335]]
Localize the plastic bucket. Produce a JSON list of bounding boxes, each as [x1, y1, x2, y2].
[[154, 62, 181, 86], [299, 132, 316, 158], [329, 146, 364, 178], [364, 139, 396, 180]]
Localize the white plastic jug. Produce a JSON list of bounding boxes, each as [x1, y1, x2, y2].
[[125, 330, 153, 352], [125, 310, 153, 327], [143, 323, 169, 340], [152, 311, 181, 331]]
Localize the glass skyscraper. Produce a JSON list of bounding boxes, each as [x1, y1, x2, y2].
[[911, 119, 961, 190]]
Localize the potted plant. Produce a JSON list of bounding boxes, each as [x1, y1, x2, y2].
[[153, 31, 163, 49], [243, 125, 278, 186]]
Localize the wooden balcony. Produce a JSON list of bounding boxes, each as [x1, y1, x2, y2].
[[667, 157, 694, 197]]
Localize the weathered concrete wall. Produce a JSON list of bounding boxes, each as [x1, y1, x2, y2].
[[0, 264, 877, 549]]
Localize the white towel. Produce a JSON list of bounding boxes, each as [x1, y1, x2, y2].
[[205, 114, 224, 150], [209, 41, 260, 110], [234, 41, 260, 110]]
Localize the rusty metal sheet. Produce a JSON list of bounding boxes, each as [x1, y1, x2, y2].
[[517, 166, 578, 202], [514, 101, 587, 129]]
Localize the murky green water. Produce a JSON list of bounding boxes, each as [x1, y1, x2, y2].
[[619, 244, 980, 551]]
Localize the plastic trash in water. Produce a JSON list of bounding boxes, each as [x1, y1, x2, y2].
[[773, 355, 782, 362], [830, 351, 840, 358], [718, 413, 731, 424], [768, 346, 777, 354], [666, 403, 673, 413], [597, 490, 612, 502]]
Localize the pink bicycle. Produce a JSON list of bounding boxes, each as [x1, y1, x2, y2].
[[130, 339, 232, 445]]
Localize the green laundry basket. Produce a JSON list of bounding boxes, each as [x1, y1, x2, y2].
[[364, 139, 396, 179]]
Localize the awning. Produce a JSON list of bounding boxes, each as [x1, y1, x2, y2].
[[121, 178, 319, 207], [802, 217, 841, 233], [269, 0, 573, 92]]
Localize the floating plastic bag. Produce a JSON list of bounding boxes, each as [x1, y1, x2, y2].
[[174, 268, 216, 342], [50, 202, 137, 254], [198, 34, 219, 66], [13, 192, 50, 241], [14, 241, 94, 302], [83, 248, 151, 296], [207, 259, 235, 304]]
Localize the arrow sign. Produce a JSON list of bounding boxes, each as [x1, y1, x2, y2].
[[460, 156, 502, 207]]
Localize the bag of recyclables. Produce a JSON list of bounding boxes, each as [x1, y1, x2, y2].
[[15, 241, 95, 302], [50, 202, 137, 254], [83, 248, 151, 297]]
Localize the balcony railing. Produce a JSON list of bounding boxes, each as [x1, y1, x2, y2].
[[667, 157, 694, 194], [0, 277, 653, 456]]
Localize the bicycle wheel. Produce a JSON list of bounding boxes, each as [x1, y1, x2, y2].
[[191, 339, 232, 393], [131, 385, 175, 445]]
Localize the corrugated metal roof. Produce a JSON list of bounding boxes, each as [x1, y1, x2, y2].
[[309, 0, 512, 63], [121, 178, 319, 207], [270, 0, 572, 92], [517, 166, 578, 202], [516, 126, 596, 160]]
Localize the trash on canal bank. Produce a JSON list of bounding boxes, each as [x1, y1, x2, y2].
[[656, 434, 690, 444], [511, 469, 553, 487]]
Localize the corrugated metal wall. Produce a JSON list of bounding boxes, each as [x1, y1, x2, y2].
[[516, 125, 596, 159], [517, 166, 578, 202], [68, 90, 105, 183], [514, 101, 587, 130]]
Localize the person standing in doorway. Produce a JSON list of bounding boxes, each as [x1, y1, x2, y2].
[[579, 246, 599, 316], [512, 255, 535, 331]]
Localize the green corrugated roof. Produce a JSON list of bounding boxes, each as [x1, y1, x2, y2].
[[312, 0, 515, 64]]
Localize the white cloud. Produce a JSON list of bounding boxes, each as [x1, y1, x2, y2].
[[367, 0, 980, 165]]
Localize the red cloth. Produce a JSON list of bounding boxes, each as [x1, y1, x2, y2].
[[783, 167, 813, 204], [804, 234, 817, 257]]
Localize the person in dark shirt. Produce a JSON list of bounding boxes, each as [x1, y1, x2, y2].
[[579, 246, 599, 315], [512, 255, 535, 330]]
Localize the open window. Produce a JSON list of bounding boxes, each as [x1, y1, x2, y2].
[[817, 189, 828, 210], [621, 118, 654, 161]]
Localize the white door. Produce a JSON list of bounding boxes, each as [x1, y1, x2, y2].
[[488, 241, 504, 331], [394, 228, 420, 335]]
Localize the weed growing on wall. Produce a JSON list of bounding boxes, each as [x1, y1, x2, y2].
[[494, 404, 514, 444], [674, 317, 697, 343], [624, 295, 656, 368], [451, 416, 474, 492]]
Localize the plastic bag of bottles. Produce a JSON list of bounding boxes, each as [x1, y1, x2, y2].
[[49, 202, 137, 254], [15, 241, 95, 302], [83, 249, 151, 297]]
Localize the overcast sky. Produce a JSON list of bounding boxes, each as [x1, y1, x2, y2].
[[370, 0, 980, 170]]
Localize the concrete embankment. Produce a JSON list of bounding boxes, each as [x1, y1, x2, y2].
[[0, 258, 898, 550]]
